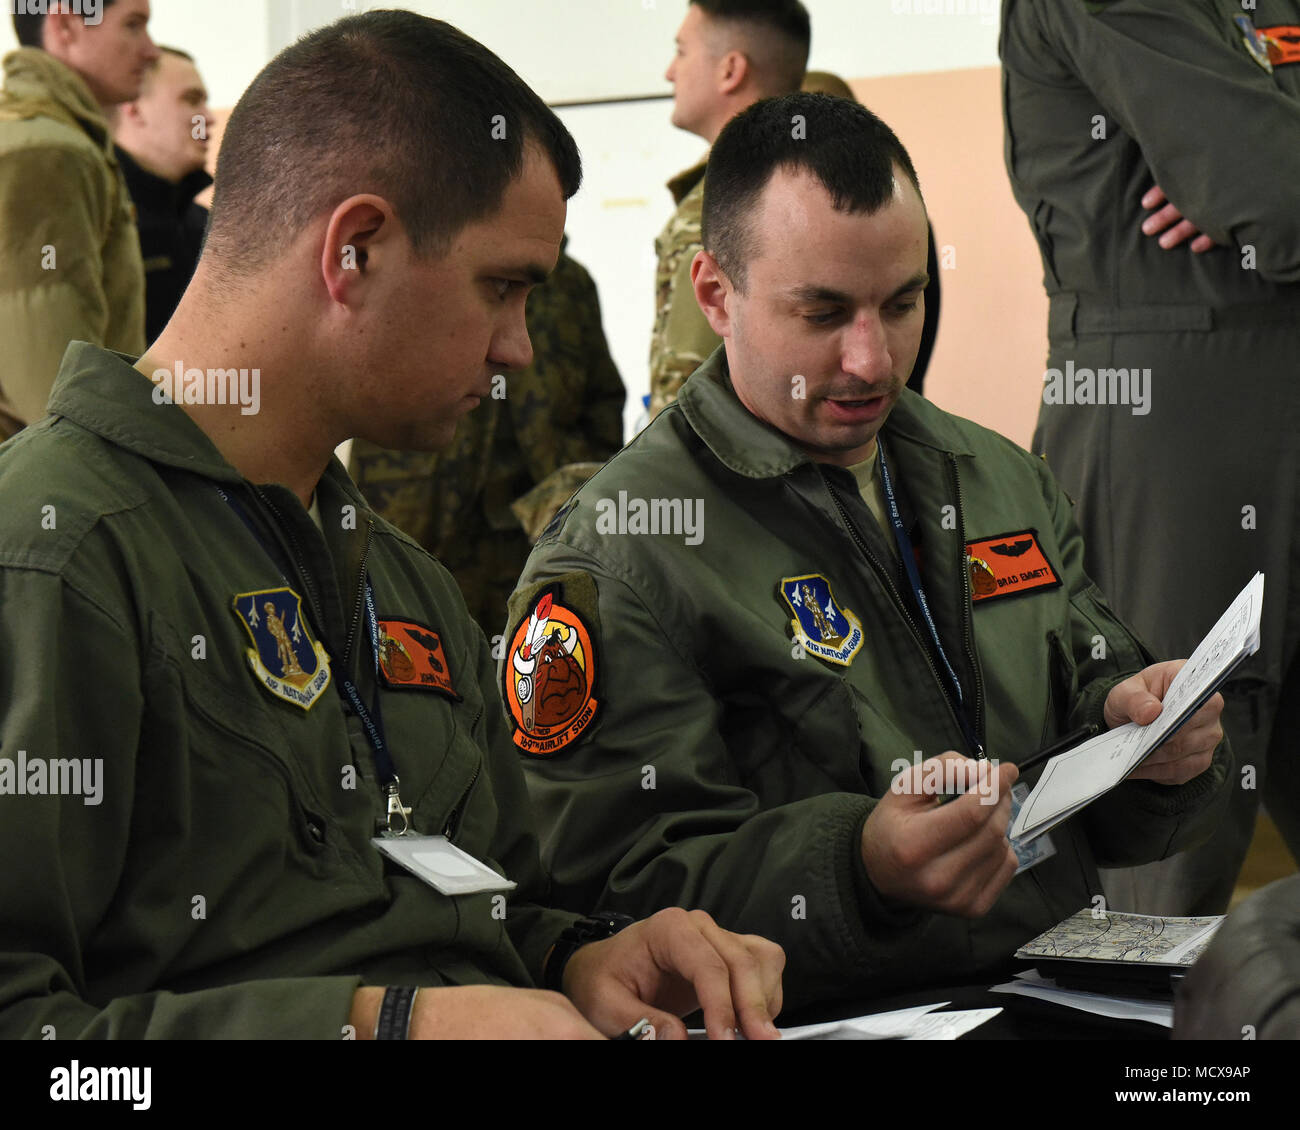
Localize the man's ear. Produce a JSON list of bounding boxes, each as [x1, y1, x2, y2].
[[320, 194, 395, 305], [44, 12, 85, 53], [691, 249, 733, 336], [717, 50, 750, 96]]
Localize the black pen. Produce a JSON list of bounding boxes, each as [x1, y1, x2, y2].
[[1017, 723, 1100, 775]]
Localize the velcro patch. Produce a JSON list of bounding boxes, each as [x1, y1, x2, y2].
[[503, 583, 599, 757], [377, 618, 459, 699], [1259, 24, 1300, 66], [966, 530, 1061, 604]]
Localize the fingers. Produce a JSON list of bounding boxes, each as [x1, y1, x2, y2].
[[653, 910, 782, 1041], [1157, 218, 1201, 249], [1141, 201, 1183, 236], [1140, 185, 1168, 210], [1104, 670, 1166, 729], [695, 920, 784, 1040], [1190, 233, 1217, 253]]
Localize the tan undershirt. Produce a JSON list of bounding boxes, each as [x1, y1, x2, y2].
[[846, 448, 898, 564]]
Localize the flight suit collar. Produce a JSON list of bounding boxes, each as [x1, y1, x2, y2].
[[46, 343, 245, 484], [676, 344, 975, 481]]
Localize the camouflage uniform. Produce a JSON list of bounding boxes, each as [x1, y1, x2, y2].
[[350, 245, 625, 639], [648, 158, 721, 418]]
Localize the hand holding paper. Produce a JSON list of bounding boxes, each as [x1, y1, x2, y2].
[[1103, 659, 1224, 786]]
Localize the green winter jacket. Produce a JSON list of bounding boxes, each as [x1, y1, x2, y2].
[[0, 48, 146, 438], [0, 344, 577, 1039], [507, 347, 1232, 1010]]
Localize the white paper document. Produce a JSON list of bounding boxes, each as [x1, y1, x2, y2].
[[688, 1001, 1002, 1040], [1011, 572, 1263, 843], [990, 970, 1174, 1028]]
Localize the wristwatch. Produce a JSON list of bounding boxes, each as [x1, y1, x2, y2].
[[543, 911, 636, 991]]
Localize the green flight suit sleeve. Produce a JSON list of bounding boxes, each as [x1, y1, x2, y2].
[[1034, 455, 1235, 866], [0, 568, 364, 1039], [464, 620, 583, 986], [1013, 0, 1300, 282], [511, 555, 928, 1008], [0, 144, 114, 427]]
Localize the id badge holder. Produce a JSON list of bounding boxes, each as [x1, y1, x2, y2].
[[372, 834, 518, 896], [1008, 780, 1057, 875]]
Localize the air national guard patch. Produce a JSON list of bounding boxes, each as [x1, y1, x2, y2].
[[233, 587, 331, 710], [780, 574, 864, 666], [965, 530, 1061, 604], [504, 589, 599, 757], [1236, 14, 1275, 72], [377, 617, 459, 700]]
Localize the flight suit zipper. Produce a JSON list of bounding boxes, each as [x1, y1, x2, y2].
[[947, 454, 988, 754], [251, 485, 330, 636], [820, 468, 978, 757], [443, 759, 481, 842], [343, 519, 377, 670]]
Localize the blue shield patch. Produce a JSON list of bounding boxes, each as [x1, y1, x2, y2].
[[232, 587, 332, 710], [779, 574, 864, 667]]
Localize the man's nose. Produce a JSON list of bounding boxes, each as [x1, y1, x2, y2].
[[490, 310, 534, 373], [841, 312, 892, 384]]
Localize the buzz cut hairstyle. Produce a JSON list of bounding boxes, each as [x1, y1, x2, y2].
[[204, 10, 582, 277], [13, 0, 117, 48], [702, 92, 922, 293], [691, 0, 811, 91]]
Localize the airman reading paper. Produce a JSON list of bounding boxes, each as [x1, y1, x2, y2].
[[1011, 573, 1263, 844]]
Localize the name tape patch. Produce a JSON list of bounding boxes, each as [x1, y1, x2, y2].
[[966, 530, 1061, 604]]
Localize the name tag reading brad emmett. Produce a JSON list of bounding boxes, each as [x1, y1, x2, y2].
[[372, 834, 517, 896]]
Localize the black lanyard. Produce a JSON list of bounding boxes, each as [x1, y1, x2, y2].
[[876, 445, 983, 758], [215, 485, 412, 831]]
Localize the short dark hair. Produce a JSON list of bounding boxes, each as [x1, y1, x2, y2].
[[156, 45, 194, 63], [13, 0, 117, 49], [702, 92, 922, 291], [692, 0, 811, 90], [205, 11, 582, 274]]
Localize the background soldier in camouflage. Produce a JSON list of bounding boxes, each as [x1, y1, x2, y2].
[[650, 0, 810, 418], [351, 239, 625, 637]]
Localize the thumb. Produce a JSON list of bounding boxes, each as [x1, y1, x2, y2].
[[890, 750, 976, 805], [1107, 675, 1165, 728]]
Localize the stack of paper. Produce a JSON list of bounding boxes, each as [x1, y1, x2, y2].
[[1011, 572, 1263, 843]]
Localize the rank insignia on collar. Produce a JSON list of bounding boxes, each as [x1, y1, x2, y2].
[[779, 574, 864, 667], [965, 530, 1061, 604], [504, 589, 599, 757], [232, 587, 331, 710], [377, 617, 460, 700], [1235, 14, 1275, 72]]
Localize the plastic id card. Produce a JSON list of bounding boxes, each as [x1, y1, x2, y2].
[[372, 834, 517, 896]]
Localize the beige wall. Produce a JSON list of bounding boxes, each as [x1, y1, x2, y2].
[[201, 65, 1046, 449], [852, 66, 1048, 451]]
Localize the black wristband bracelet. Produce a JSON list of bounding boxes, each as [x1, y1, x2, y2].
[[374, 985, 419, 1040], [544, 911, 636, 992]]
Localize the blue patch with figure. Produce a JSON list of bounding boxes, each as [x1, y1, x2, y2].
[[232, 586, 332, 710], [779, 574, 864, 667]]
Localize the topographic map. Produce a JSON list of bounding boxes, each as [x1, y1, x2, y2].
[[1016, 910, 1223, 966]]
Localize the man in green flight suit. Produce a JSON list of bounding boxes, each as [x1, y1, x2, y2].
[[1001, 0, 1300, 916], [350, 237, 626, 639], [0, 11, 783, 1041], [506, 93, 1231, 1012]]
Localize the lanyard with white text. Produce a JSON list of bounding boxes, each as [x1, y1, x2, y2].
[[215, 485, 412, 831], [876, 445, 983, 758]]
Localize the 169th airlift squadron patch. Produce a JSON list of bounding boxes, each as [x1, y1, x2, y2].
[[233, 587, 331, 710], [504, 589, 599, 756], [780, 574, 864, 667]]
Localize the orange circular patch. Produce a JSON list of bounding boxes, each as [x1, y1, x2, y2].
[[505, 596, 599, 757]]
